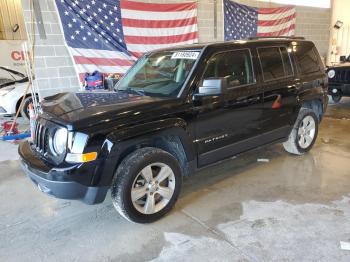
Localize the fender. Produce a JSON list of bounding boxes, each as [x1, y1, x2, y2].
[[107, 117, 195, 162], [297, 86, 325, 105], [107, 117, 187, 142], [292, 85, 327, 124], [90, 118, 196, 186]]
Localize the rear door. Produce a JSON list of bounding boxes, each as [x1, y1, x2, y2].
[[257, 46, 298, 138]]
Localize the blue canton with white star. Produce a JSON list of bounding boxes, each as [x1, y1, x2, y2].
[[224, 0, 258, 41], [55, 0, 128, 53]]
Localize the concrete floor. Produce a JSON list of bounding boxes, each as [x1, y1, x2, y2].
[[1, 98, 350, 261]]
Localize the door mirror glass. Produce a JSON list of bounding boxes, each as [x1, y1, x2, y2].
[[197, 78, 227, 96]]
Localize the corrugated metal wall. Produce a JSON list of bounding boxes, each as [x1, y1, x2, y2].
[[0, 0, 26, 40]]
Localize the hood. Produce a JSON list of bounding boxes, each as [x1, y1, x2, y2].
[[40, 91, 181, 130], [327, 63, 350, 70]]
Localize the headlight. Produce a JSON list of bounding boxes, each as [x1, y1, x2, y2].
[[0, 86, 15, 96], [328, 69, 335, 79], [52, 128, 68, 155]]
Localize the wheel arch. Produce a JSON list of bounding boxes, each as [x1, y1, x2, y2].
[[300, 99, 324, 122], [15, 93, 39, 113], [94, 118, 196, 187], [298, 89, 325, 121]]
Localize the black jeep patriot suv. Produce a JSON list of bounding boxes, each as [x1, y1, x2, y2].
[[19, 37, 328, 223]]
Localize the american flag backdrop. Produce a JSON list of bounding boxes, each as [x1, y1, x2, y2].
[[55, 0, 198, 79], [224, 0, 296, 41]]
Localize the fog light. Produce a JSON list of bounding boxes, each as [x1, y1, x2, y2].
[[66, 152, 97, 163]]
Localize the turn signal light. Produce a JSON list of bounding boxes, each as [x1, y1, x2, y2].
[[82, 152, 97, 162], [66, 152, 97, 163]]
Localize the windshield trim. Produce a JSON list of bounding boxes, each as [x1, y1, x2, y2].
[[176, 48, 205, 98]]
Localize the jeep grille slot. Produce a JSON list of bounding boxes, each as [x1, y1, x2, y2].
[[34, 121, 48, 154], [333, 69, 350, 83]]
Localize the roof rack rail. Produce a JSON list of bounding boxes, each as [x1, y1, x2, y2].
[[247, 36, 305, 40]]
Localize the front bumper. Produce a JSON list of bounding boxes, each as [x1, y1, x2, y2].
[[328, 83, 350, 96], [19, 141, 109, 204]]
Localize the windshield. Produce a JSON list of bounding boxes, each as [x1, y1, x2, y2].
[[0, 68, 25, 86], [116, 50, 200, 97]]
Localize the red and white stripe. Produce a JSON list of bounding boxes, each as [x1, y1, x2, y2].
[[71, 1, 198, 77], [120, 0, 199, 58], [69, 48, 135, 76], [257, 6, 296, 37]]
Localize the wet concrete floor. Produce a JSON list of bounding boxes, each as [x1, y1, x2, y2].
[[1, 98, 350, 261]]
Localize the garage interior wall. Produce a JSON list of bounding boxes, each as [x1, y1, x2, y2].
[[21, 0, 331, 93], [224, 1, 331, 58], [21, 0, 80, 98], [132, 0, 331, 58], [0, 0, 27, 40], [328, 0, 350, 64]]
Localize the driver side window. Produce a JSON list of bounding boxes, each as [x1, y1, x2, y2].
[[202, 49, 255, 88]]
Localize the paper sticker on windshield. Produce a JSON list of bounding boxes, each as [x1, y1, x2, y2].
[[171, 52, 199, 60]]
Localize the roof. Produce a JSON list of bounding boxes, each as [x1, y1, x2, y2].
[[154, 36, 312, 53], [329, 63, 350, 69]]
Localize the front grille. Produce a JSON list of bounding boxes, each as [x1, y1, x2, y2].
[[31, 118, 67, 165], [332, 69, 350, 83], [33, 120, 49, 155]]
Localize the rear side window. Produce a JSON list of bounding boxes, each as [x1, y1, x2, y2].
[[295, 45, 320, 74], [258, 47, 286, 81], [203, 49, 255, 87]]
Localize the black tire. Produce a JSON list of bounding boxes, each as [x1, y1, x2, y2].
[[283, 108, 319, 155], [111, 147, 182, 223], [331, 93, 342, 103], [20, 96, 33, 120]]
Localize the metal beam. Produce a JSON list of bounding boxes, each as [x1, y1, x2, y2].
[[32, 0, 46, 39], [214, 0, 217, 39]]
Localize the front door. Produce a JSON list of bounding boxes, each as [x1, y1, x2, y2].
[[193, 48, 264, 167]]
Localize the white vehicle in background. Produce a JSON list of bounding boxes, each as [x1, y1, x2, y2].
[[0, 67, 37, 119]]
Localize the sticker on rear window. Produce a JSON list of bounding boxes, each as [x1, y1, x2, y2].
[[171, 52, 199, 60]]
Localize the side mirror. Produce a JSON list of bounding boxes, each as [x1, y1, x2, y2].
[[197, 78, 227, 96]]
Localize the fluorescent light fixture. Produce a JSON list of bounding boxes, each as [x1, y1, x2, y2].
[[334, 20, 344, 29]]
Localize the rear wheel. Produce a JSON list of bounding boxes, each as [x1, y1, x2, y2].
[[283, 108, 318, 155], [331, 93, 342, 103], [111, 147, 182, 223]]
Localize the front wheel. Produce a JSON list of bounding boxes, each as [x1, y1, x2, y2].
[[331, 93, 342, 103], [283, 108, 319, 155], [111, 147, 182, 223]]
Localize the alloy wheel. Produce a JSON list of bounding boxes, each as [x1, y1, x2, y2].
[[297, 115, 316, 149], [131, 162, 175, 215]]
